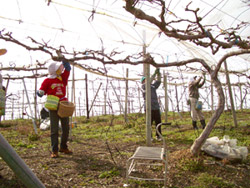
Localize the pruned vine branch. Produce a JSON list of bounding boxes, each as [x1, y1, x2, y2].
[[124, 0, 250, 54], [1, 29, 215, 72]]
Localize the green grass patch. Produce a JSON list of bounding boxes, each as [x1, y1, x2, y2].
[[196, 173, 236, 188], [98, 168, 120, 179]]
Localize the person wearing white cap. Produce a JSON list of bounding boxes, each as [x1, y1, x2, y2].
[[37, 53, 72, 158]]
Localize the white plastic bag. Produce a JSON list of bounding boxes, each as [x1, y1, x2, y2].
[[201, 135, 248, 160], [39, 119, 62, 131], [40, 119, 50, 131]]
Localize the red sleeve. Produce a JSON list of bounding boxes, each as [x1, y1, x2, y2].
[[61, 70, 70, 86], [39, 78, 50, 95]]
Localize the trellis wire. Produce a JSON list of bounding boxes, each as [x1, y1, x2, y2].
[[1, 71, 250, 122]]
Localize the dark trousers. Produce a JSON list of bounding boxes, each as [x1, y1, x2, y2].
[[151, 109, 162, 138], [49, 110, 69, 152]]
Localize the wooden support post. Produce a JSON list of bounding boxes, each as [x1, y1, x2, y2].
[[238, 77, 243, 110], [71, 64, 76, 117], [34, 67, 37, 121], [233, 86, 238, 110], [78, 96, 81, 117], [11, 99, 14, 120], [224, 61, 238, 127], [124, 68, 129, 123], [22, 90, 24, 119], [163, 71, 168, 123], [118, 80, 122, 114], [142, 30, 152, 146], [85, 74, 89, 119], [104, 91, 107, 115], [224, 86, 229, 110], [145, 62, 151, 146], [175, 82, 179, 112]]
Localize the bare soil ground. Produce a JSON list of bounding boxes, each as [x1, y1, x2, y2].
[[0, 120, 250, 188]]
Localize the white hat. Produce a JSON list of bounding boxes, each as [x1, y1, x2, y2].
[[48, 62, 62, 78]]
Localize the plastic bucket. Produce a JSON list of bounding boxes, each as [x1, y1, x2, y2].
[[195, 101, 202, 110], [45, 95, 59, 110]]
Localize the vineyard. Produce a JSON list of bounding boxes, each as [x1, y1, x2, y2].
[[0, 110, 250, 188], [0, 0, 250, 188]]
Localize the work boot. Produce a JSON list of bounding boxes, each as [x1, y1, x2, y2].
[[157, 136, 162, 141], [200, 119, 206, 129], [59, 148, 73, 154], [51, 152, 59, 158], [192, 121, 198, 130]]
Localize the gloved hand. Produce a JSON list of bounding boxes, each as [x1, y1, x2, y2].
[[63, 60, 71, 71], [37, 90, 44, 97], [56, 50, 64, 58], [155, 68, 160, 75], [202, 72, 206, 80]]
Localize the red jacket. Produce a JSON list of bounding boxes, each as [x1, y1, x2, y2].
[[39, 70, 70, 101]]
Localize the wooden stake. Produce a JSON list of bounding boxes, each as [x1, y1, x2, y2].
[[224, 61, 238, 127]]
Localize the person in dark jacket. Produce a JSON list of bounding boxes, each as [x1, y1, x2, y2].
[[141, 68, 162, 141], [188, 73, 206, 129]]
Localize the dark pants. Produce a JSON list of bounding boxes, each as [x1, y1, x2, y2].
[[151, 109, 162, 138], [49, 110, 69, 152]]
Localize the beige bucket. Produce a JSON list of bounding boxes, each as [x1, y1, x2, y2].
[[57, 101, 75, 118]]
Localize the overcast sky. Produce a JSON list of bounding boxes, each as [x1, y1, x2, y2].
[[1, 0, 249, 73]]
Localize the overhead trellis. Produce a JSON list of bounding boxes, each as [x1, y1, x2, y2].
[[0, 0, 249, 89]]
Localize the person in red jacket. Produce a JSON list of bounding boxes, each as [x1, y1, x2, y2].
[[37, 54, 72, 158]]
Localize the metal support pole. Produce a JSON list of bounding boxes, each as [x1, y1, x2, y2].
[[22, 78, 37, 134], [89, 83, 102, 112], [0, 133, 45, 188], [110, 82, 125, 114]]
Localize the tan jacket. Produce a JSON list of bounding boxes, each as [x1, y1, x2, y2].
[[188, 76, 205, 99]]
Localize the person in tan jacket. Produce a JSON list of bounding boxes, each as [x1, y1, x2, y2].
[[188, 73, 206, 129]]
